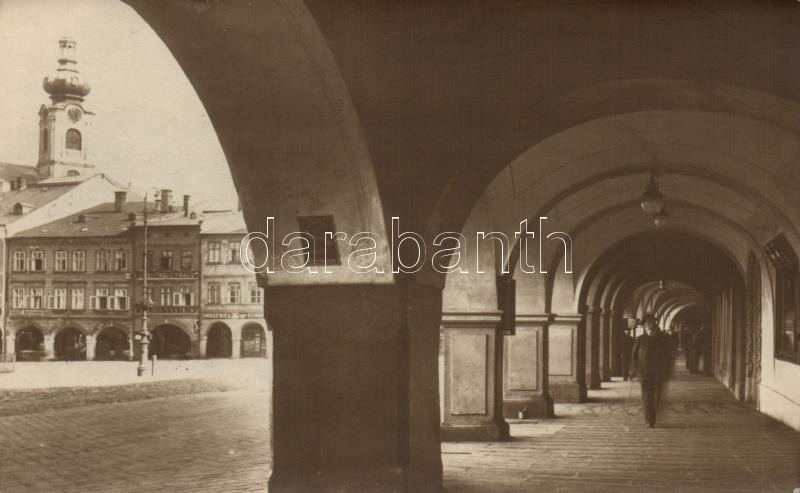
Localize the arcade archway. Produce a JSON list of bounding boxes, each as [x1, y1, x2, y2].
[[55, 327, 86, 361], [96, 327, 129, 361], [241, 323, 267, 358], [15, 326, 44, 361], [206, 323, 232, 359], [150, 324, 191, 360]]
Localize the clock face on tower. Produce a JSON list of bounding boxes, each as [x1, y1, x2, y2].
[[67, 106, 82, 123]]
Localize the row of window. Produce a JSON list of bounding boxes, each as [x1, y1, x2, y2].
[[12, 241, 245, 274], [144, 250, 194, 272], [11, 287, 128, 311], [207, 240, 240, 264], [204, 282, 262, 305], [10, 282, 263, 311], [13, 250, 128, 273]]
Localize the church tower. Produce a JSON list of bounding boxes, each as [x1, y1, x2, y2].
[[38, 37, 96, 180]]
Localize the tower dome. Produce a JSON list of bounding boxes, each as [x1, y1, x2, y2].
[[42, 37, 91, 101]]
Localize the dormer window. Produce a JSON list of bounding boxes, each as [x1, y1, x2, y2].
[[13, 203, 34, 215], [66, 129, 82, 150]]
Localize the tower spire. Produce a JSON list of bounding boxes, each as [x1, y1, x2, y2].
[[43, 37, 91, 103], [37, 38, 95, 180]]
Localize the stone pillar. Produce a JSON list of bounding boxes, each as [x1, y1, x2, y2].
[[441, 311, 509, 441], [610, 314, 624, 377], [44, 334, 55, 360], [503, 314, 553, 418], [199, 337, 207, 358], [600, 309, 612, 382], [548, 314, 586, 403], [585, 306, 601, 390], [86, 335, 96, 361], [266, 283, 443, 493], [231, 337, 241, 359]]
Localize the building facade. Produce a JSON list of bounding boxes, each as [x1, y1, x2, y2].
[[5, 191, 267, 360], [0, 38, 123, 354], [198, 212, 267, 359]]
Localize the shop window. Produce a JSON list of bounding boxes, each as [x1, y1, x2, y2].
[[766, 234, 800, 362]]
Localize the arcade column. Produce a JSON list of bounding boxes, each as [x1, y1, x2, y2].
[[86, 335, 96, 361], [441, 311, 509, 441], [600, 309, 612, 382], [611, 313, 626, 377], [585, 306, 602, 390], [548, 314, 587, 403], [4, 333, 14, 356], [199, 336, 207, 358], [266, 282, 443, 493], [231, 337, 241, 358], [44, 334, 55, 360], [503, 314, 553, 418]]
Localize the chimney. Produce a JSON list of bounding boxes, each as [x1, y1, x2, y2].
[[160, 189, 172, 213], [183, 195, 190, 217], [114, 191, 127, 212]]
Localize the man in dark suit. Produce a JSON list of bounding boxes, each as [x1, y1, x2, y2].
[[619, 328, 635, 381], [630, 314, 673, 427]]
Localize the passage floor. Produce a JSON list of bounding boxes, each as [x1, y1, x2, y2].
[[443, 364, 800, 492]]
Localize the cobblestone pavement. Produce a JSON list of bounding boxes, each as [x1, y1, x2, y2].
[[0, 364, 270, 493], [1, 361, 798, 492], [443, 365, 800, 492]]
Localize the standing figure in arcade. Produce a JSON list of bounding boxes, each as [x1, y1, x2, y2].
[[630, 314, 674, 427], [619, 327, 635, 381]]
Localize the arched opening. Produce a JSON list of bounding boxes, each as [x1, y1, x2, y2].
[[95, 327, 129, 360], [150, 324, 191, 359], [55, 327, 86, 360], [65, 128, 82, 150], [66, 170, 80, 177], [15, 326, 45, 361], [241, 323, 267, 358], [206, 323, 232, 358]]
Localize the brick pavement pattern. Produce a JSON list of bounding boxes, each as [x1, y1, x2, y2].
[[443, 364, 800, 492], [0, 361, 798, 492], [0, 387, 270, 493]]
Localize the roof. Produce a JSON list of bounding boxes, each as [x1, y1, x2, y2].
[[0, 181, 82, 225], [13, 200, 203, 238], [36, 172, 127, 189], [0, 162, 38, 181], [200, 211, 248, 234]]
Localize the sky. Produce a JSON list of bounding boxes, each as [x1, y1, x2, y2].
[[0, 0, 239, 211]]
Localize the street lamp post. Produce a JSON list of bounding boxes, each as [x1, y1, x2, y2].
[[137, 196, 150, 377]]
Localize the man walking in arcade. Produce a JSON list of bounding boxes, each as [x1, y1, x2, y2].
[[630, 314, 674, 427]]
